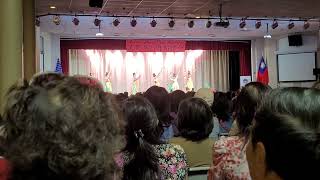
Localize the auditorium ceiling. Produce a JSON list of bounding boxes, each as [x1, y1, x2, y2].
[[36, 0, 320, 18], [36, 0, 320, 39]]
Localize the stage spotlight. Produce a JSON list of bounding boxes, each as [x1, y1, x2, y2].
[[35, 18, 40, 27], [304, 20, 310, 29], [53, 15, 61, 25], [206, 20, 212, 28], [272, 19, 278, 29], [255, 20, 262, 29], [113, 18, 120, 27], [188, 20, 194, 28], [94, 18, 101, 26], [131, 18, 137, 27], [288, 20, 295, 29], [96, 25, 104, 37], [169, 19, 175, 28], [239, 19, 246, 28], [72, 17, 80, 26], [150, 19, 157, 27]]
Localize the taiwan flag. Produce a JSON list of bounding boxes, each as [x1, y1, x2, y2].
[[257, 57, 269, 85]]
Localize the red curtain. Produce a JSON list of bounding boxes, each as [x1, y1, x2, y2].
[[61, 39, 251, 76]]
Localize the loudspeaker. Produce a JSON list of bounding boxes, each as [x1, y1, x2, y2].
[[288, 34, 303, 46], [89, 0, 103, 8]]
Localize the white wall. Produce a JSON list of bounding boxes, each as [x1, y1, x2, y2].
[[251, 34, 319, 88], [39, 32, 61, 72]]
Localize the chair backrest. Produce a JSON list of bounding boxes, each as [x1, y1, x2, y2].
[[188, 167, 210, 180]]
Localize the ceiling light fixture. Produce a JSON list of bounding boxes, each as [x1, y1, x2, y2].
[[304, 20, 310, 29], [272, 19, 278, 29], [168, 18, 175, 28], [53, 15, 61, 25], [96, 25, 104, 37], [264, 23, 272, 39], [206, 20, 212, 28], [150, 18, 157, 27], [255, 20, 262, 29], [288, 20, 294, 29], [113, 18, 120, 27], [50, 6, 56, 9], [188, 20, 194, 28], [239, 18, 246, 29], [94, 17, 101, 26], [131, 17, 137, 27], [72, 16, 80, 26]]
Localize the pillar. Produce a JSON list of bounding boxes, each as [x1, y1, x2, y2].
[[23, 0, 36, 80], [0, 0, 23, 105]]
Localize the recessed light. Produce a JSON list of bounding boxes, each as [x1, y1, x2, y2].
[[50, 6, 56, 9], [196, 16, 201, 19]]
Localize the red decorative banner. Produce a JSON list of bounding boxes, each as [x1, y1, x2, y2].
[[126, 40, 186, 52]]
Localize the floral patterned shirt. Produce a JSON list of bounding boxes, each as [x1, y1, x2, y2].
[[115, 144, 188, 180], [208, 136, 251, 180]]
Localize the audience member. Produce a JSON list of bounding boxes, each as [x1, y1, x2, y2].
[[115, 96, 187, 180], [1, 77, 123, 180], [246, 87, 320, 180], [211, 92, 233, 134], [169, 90, 187, 136], [29, 72, 65, 89], [208, 82, 270, 180], [170, 97, 214, 167], [144, 86, 173, 141], [193, 88, 219, 140]]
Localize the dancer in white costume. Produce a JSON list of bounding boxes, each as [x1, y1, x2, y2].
[[152, 68, 163, 86], [185, 70, 194, 92]]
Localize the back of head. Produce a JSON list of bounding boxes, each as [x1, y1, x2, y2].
[[2, 77, 123, 180], [235, 82, 270, 135], [144, 86, 171, 126], [122, 96, 161, 180], [178, 97, 213, 141], [169, 90, 186, 113], [29, 72, 65, 89], [194, 88, 214, 106], [251, 88, 320, 180], [211, 92, 232, 122]]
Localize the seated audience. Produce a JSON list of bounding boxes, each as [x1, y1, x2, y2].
[[208, 82, 270, 180], [246, 88, 320, 180], [169, 90, 187, 136], [1, 77, 123, 180], [115, 96, 188, 180], [170, 97, 214, 167], [144, 86, 173, 141], [211, 92, 233, 134]]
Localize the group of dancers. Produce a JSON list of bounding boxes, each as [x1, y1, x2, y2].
[[102, 70, 194, 94]]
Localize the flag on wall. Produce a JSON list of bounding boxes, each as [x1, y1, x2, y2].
[[55, 58, 62, 73], [257, 57, 269, 85]]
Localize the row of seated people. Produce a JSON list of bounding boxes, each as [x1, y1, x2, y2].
[[0, 72, 319, 180]]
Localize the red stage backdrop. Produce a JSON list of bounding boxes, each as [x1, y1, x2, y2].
[[126, 40, 186, 52]]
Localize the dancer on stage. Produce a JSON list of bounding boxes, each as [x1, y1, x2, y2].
[[152, 68, 163, 86], [132, 72, 141, 95], [104, 71, 112, 93], [185, 70, 194, 92], [168, 73, 180, 92]]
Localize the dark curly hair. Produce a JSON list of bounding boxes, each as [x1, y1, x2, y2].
[[29, 72, 65, 89], [177, 97, 213, 141], [2, 77, 123, 180]]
